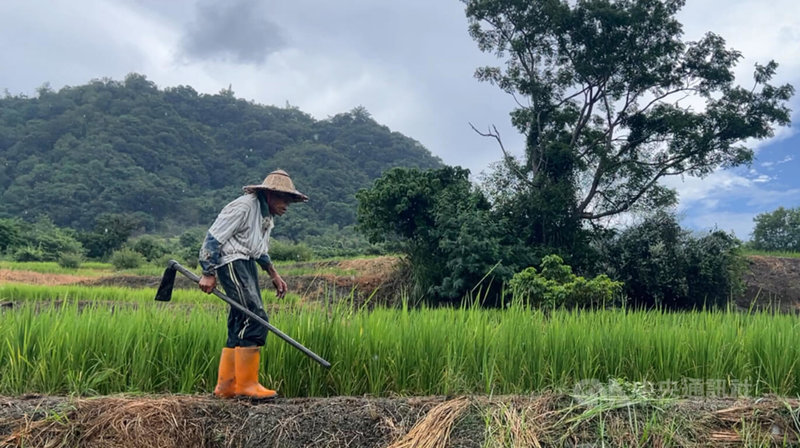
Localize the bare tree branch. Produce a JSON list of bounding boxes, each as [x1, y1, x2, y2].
[[469, 122, 533, 187]]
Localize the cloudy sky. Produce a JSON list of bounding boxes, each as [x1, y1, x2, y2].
[[1, 0, 799, 240]]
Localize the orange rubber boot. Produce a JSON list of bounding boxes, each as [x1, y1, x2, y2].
[[213, 347, 236, 398], [234, 346, 277, 399]]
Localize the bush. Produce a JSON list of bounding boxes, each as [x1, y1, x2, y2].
[[357, 166, 518, 303], [131, 235, 168, 262], [269, 239, 314, 262], [13, 245, 46, 262], [16, 217, 84, 261], [110, 248, 145, 270], [0, 218, 21, 253], [509, 255, 623, 309], [58, 252, 83, 269], [600, 211, 744, 309]]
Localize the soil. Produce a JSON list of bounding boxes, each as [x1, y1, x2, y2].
[[0, 270, 94, 285], [5, 255, 800, 312], [81, 256, 409, 308], [738, 255, 800, 312], [2, 393, 799, 447]]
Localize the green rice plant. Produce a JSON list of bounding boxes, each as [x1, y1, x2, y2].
[[0, 260, 111, 276], [0, 283, 300, 307], [4, 298, 800, 398]]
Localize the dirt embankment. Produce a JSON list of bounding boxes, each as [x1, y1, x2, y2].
[[738, 255, 800, 312], [6, 254, 800, 311], [3, 394, 800, 447], [79, 256, 408, 308]]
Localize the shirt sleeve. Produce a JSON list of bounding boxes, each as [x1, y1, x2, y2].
[[198, 201, 248, 276], [255, 253, 272, 272], [198, 232, 221, 276]]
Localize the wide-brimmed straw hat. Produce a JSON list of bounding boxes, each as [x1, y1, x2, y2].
[[243, 169, 309, 203]]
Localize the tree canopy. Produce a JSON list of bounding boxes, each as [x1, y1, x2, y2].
[[464, 0, 793, 247], [357, 167, 516, 302], [751, 207, 800, 252], [0, 74, 442, 241]]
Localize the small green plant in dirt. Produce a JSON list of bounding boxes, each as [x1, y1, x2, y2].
[[509, 255, 623, 309]]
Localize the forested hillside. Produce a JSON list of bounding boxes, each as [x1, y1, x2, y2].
[[0, 73, 442, 241]]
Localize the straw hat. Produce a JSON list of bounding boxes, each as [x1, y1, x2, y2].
[[243, 169, 309, 202]]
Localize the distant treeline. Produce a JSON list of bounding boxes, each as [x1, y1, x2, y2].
[[0, 74, 442, 244]]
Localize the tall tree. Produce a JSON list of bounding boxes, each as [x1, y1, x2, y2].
[[464, 0, 793, 246], [751, 206, 800, 252]]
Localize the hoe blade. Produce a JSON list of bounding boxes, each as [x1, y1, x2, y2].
[[154, 263, 177, 302]]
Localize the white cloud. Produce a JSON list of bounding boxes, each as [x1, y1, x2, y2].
[[682, 211, 759, 240], [662, 171, 753, 206], [0, 0, 796, 181]]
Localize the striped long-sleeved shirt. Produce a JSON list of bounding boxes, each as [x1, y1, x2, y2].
[[199, 193, 274, 276]]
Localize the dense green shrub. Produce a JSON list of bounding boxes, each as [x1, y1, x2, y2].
[[357, 166, 517, 303], [131, 235, 168, 262], [13, 245, 46, 262], [16, 217, 84, 261], [110, 248, 145, 270], [0, 218, 21, 253], [269, 239, 314, 262], [600, 212, 744, 309], [58, 252, 83, 269], [509, 255, 623, 309]]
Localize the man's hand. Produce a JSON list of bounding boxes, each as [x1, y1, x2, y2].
[[271, 273, 288, 299], [199, 274, 217, 294]]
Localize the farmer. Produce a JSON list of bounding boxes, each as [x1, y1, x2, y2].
[[198, 169, 308, 399]]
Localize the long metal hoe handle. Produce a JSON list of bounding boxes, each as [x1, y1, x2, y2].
[[169, 260, 331, 369]]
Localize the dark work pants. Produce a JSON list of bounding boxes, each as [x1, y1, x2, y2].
[[216, 259, 269, 348]]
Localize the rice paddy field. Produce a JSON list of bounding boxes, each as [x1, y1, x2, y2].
[[3, 258, 800, 447]]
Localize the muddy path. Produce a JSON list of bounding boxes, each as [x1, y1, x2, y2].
[[2, 394, 799, 447]]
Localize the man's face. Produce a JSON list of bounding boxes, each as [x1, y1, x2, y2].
[[267, 193, 291, 216]]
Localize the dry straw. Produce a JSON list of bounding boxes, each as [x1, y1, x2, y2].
[[387, 397, 471, 448], [3, 396, 211, 448]]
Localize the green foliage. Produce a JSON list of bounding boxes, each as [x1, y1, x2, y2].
[[509, 255, 623, 309], [0, 218, 21, 253], [268, 239, 314, 262], [302, 226, 387, 259], [465, 0, 793, 260], [130, 235, 168, 262], [6, 299, 800, 397], [751, 206, 800, 251], [77, 213, 139, 259], [57, 252, 83, 269], [12, 245, 46, 262], [357, 166, 516, 302], [600, 212, 744, 309], [0, 79, 442, 247], [12, 216, 84, 261], [109, 248, 145, 270]]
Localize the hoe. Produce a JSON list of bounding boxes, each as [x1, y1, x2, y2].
[[155, 259, 331, 369]]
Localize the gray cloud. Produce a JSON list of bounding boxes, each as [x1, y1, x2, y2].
[[181, 0, 286, 64]]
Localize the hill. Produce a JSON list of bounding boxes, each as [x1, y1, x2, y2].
[[0, 74, 443, 240]]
